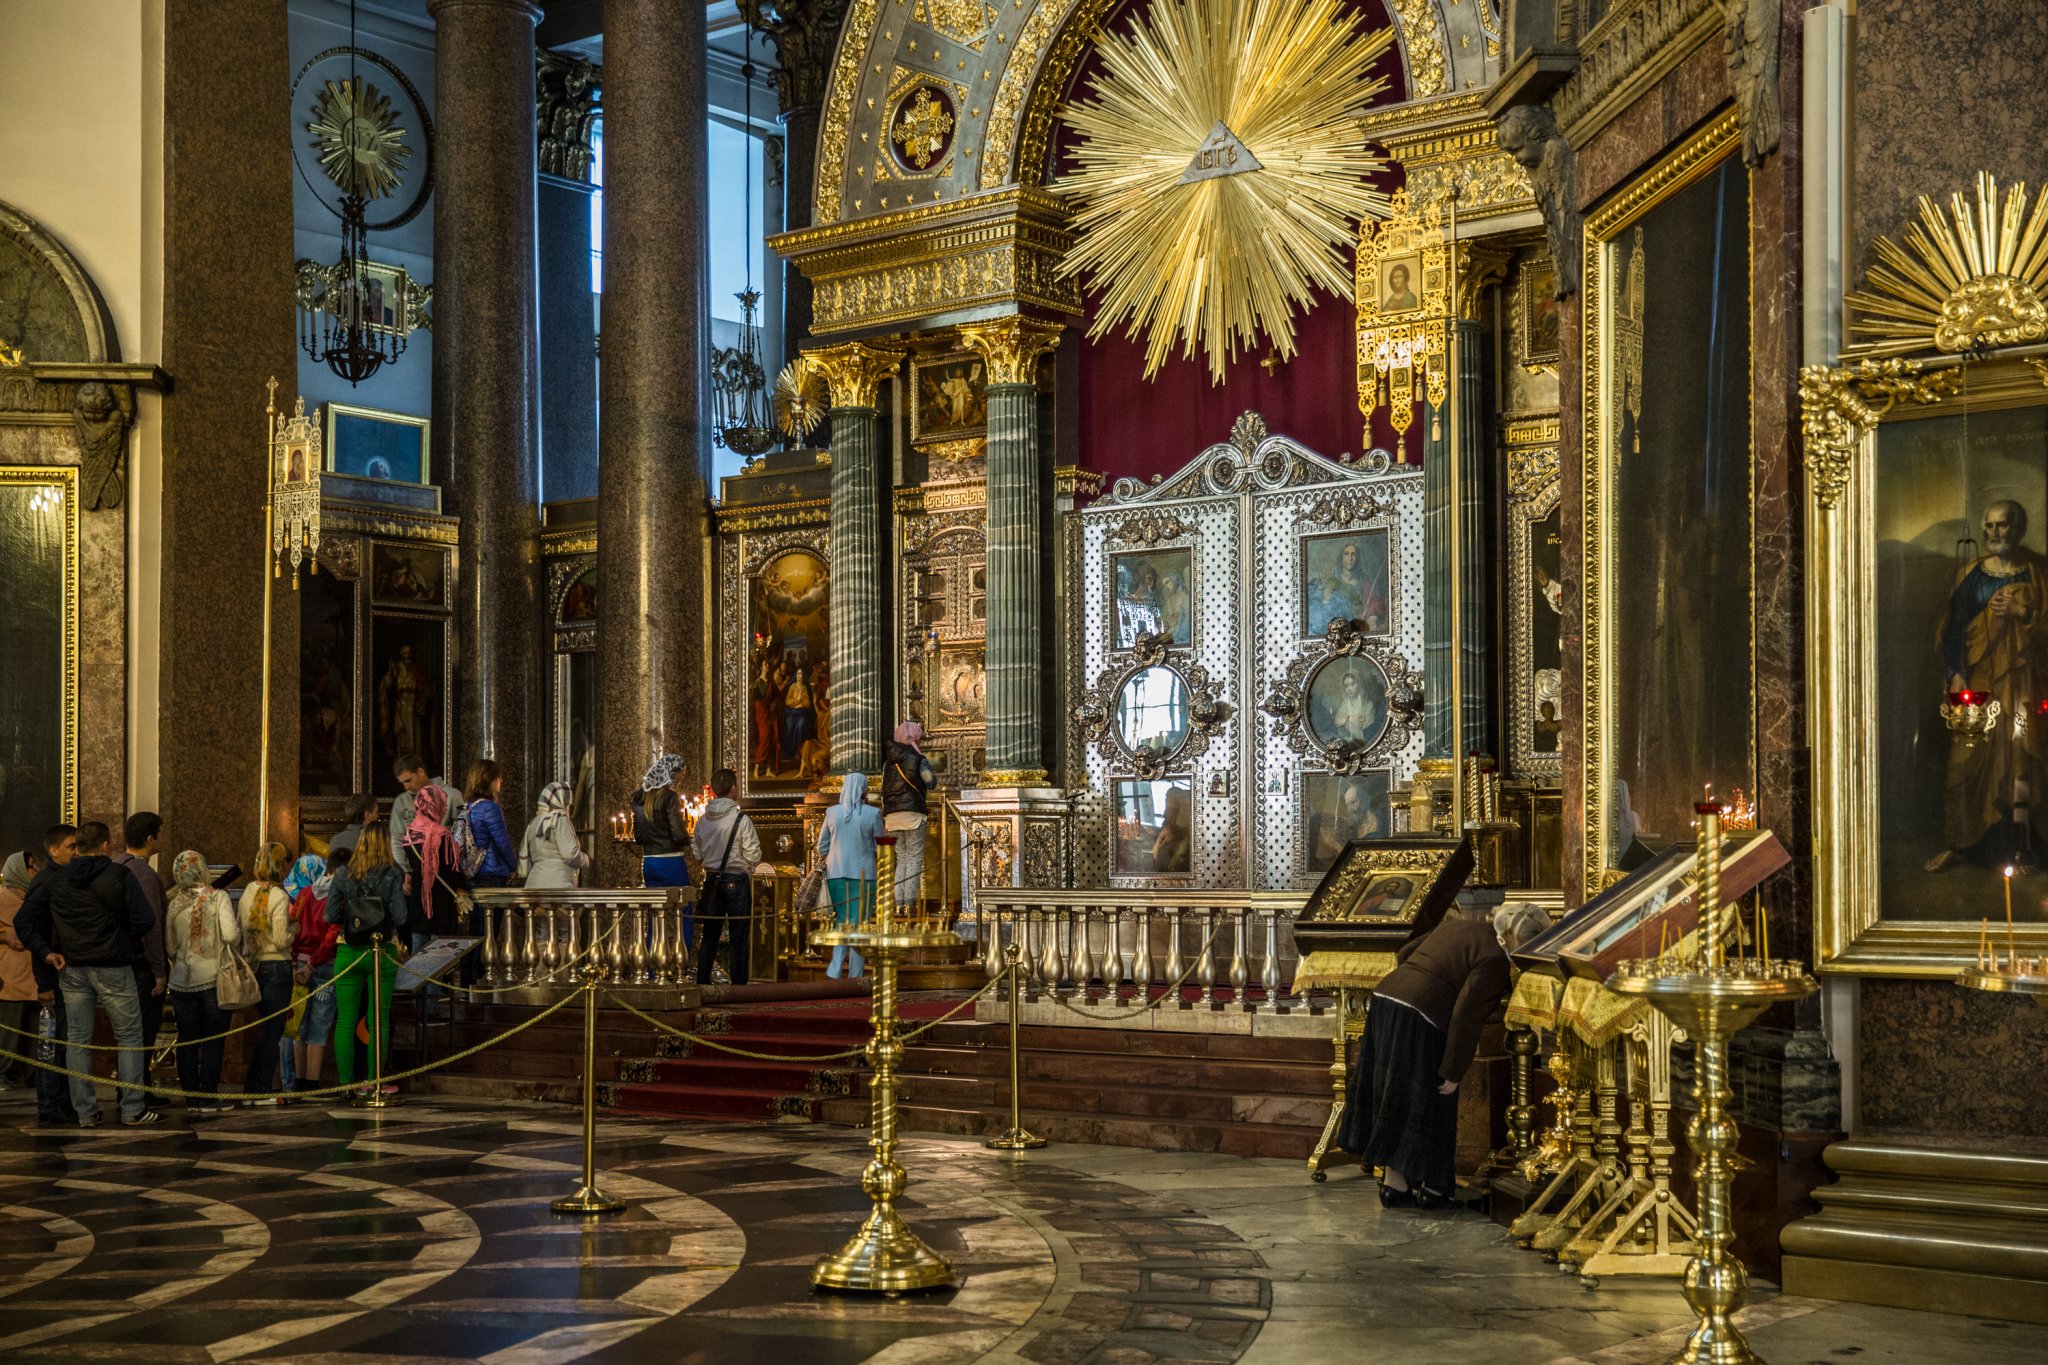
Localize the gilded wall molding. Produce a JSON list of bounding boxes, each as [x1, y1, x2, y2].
[[321, 498, 461, 545], [1797, 361, 1959, 511], [1549, 0, 1721, 148], [712, 496, 833, 534]]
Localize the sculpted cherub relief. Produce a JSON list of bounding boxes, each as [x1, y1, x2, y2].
[[73, 380, 134, 512], [1496, 105, 1580, 301]]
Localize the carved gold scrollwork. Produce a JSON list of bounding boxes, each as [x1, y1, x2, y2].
[[806, 340, 907, 408], [955, 316, 1063, 386], [1261, 625, 1423, 776], [1073, 656, 1229, 781], [1797, 359, 1962, 510]]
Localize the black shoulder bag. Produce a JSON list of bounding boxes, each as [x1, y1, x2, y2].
[[711, 815, 752, 925]]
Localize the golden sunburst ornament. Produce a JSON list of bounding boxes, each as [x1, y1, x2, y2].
[[774, 358, 831, 440], [1058, 0, 1393, 384], [308, 77, 412, 200], [1848, 172, 2048, 357]]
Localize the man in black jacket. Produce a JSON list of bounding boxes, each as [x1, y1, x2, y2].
[[17, 821, 162, 1127], [18, 826, 78, 1125]]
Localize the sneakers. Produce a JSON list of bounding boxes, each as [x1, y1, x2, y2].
[[121, 1109, 165, 1126], [77, 1113, 103, 1129]]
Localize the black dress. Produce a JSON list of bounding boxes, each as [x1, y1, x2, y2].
[[1336, 996, 1460, 1195]]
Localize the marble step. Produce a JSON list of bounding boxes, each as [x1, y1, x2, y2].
[[883, 1040, 1333, 1096], [817, 1097, 1324, 1161], [856, 1067, 1334, 1128]]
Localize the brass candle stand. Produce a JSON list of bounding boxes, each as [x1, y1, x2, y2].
[[811, 836, 964, 1294], [1606, 799, 1815, 1365]]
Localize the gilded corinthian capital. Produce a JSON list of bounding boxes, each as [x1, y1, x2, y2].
[[806, 341, 905, 408], [956, 317, 1064, 387]]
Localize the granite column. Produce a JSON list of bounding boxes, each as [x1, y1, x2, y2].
[[431, 0, 542, 811], [959, 318, 1063, 782], [808, 343, 904, 778], [595, 0, 712, 885], [1423, 316, 1491, 762]]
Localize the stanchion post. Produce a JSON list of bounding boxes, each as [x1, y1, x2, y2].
[[553, 963, 626, 1216], [352, 932, 395, 1110], [985, 944, 1045, 1151]]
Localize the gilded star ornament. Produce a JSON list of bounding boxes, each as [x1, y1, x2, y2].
[[774, 357, 831, 440], [891, 87, 956, 171], [1849, 172, 2048, 357], [308, 77, 412, 200], [1058, 0, 1393, 384]]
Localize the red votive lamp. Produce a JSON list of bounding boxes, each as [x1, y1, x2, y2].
[[1949, 689, 1987, 708]]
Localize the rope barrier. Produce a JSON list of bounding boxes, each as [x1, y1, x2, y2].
[[1038, 924, 1224, 1021], [0, 953, 370, 1055], [0, 984, 584, 1106]]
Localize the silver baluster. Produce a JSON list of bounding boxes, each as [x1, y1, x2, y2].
[[521, 908, 540, 984], [1197, 908, 1217, 1007], [667, 897, 686, 981], [563, 900, 581, 966], [540, 907, 560, 980], [1132, 907, 1151, 1002], [1109, 908, 1128, 1000], [983, 903, 1004, 979], [1165, 908, 1184, 1008], [1260, 907, 1281, 1011], [1230, 909, 1250, 1011], [1034, 909, 1056, 993], [649, 903, 669, 984], [628, 906, 649, 984]]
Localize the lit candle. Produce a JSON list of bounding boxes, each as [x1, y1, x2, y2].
[[1980, 917, 1991, 970], [2006, 865, 2019, 969], [1695, 797, 1725, 971], [1757, 902, 1770, 965]]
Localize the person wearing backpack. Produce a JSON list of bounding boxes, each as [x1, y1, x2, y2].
[[165, 849, 241, 1115], [690, 769, 763, 986], [13, 821, 162, 1127], [327, 824, 408, 1095], [237, 842, 298, 1101], [458, 760, 517, 889]]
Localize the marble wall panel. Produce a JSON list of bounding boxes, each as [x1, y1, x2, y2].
[[1857, 979, 2048, 1143]]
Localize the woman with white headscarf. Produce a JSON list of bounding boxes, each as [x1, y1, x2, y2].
[[633, 752, 694, 893], [520, 781, 589, 889], [881, 720, 939, 911], [816, 771, 883, 979]]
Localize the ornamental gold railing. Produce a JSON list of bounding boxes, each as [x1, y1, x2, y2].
[[471, 888, 698, 995], [969, 889, 1309, 1010]]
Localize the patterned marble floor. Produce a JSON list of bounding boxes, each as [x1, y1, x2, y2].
[[0, 1092, 2034, 1364]]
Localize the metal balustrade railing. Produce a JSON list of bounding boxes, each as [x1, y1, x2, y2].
[[969, 889, 1310, 1011], [471, 888, 698, 990]]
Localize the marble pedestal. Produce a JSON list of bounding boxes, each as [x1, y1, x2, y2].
[[952, 785, 1074, 920]]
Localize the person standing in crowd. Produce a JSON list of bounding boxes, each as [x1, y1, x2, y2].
[[328, 825, 407, 1097], [400, 783, 468, 953], [237, 843, 297, 1101], [817, 772, 883, 980], [0, 849, 43, 1091], [111, 812, 168, 1051], [519, 781, 588, 889], [388, 754, 462, 856], [17, 827, 77, 1125], [1337, 901, 1541, 1209], [882, 721, 939, 913], [289, 850, 342, 1094], [329, 794, 377, 860], [166, 849, 239, 1115], [692, 769, 763, 986], [633, 752, 694, 893], [17, 821, 162, 1127], [460, 759, 517, 889]]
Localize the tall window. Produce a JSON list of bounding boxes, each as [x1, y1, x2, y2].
[[707, 117, 766, 325], [589, 118, 604, 292]]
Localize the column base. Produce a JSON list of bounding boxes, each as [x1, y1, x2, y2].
[[952, 784, 1073, 908]]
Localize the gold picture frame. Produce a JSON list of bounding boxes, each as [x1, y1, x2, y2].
[[1518, 253, 1562, 369], [0, 465, 80, 827], [323, 402, 432, 485], [1581, 109, 1755, 900]]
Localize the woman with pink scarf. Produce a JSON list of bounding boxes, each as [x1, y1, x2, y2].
[[881, 720, 939, 911], [400, 782, 471, 964]]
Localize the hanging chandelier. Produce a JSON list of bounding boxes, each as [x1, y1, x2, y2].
[[711, 35, 776, 456], [298, 0, 411, 385]]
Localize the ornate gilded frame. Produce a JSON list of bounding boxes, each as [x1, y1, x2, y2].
[[1581, 109, 1754, 897], [0, 465, 79, 824], [1506, 418, 1564, 782]]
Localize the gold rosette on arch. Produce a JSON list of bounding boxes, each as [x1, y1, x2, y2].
[[1057, 0, 1393, 384]]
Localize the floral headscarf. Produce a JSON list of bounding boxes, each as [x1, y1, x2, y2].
[[405, 782, 457, 898], [284, 854, 326, 900], [642, 753, 686, 792], [169, 850, 212, 939], [535, 780, 574, 841]]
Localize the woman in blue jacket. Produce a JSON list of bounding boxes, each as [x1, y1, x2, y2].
[[816, 771, 883, 980], [461, 760, 518, 888]]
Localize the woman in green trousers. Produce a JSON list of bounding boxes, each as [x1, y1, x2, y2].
[[325, 823, 408, 1093]]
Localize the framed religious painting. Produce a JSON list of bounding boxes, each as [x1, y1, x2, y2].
[[1301, 528, 1390, 638], [1506, 422, 1564, 782], [1582, 111, 1755, 899], [1302, 770, 1392, 877], [1110, 548, 1194, 649], [370, 541, 446, 608], [0, 467, 79, 849], [369, 613, 448, 780], [910, 351, 988, 444], [932, 643, 987, 732], [1808, 355, 2048, 971], [1112, 777, 1193, 878], [746, 546, 831, 789], [325, 403, 431, 485], [1292, 835, 1473, 956], [299, 563, 359, 797], [1518, 254, 1562, 369]]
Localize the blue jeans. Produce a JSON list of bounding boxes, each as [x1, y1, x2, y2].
[[241, 961, 294, 1095], [59, 964, 147, 1121], [300, 961, 337, 1046], [643, 855, 694, 947]]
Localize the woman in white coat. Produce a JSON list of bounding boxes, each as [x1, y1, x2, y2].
[[519, 781, 590, 888]]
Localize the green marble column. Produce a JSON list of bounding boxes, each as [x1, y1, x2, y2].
[[810, 343, 904, 777], [959, 318, 1063, 784], [1424, 317, 1489, 760]]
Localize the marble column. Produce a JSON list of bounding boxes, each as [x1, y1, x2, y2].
[[595, 0, 711, 885], [1423, 317, 1491, 762], [430, 0, 541, 812], [158, 0, 298, 859], [809, 343, 904, 778], [958, 318, 1063, 783]]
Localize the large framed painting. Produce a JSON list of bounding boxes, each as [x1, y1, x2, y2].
[[1582, 110, 1754, 897], [1111, 548, 1193, 649], [1507, 422, 1564, 782], [1808, 357, 2048, 971], [1302, 770, 1392, 876], [1301, 528, 1390, 638], [370, 614, 448, 779], [1112, 777, 1193, 878], [370, 541, 446, 608], [325, 403, 430, 485], [0, 467, 78, 853], [747, 547, 830, 787], [299, 564, 358, 797], [910, 351, 987, 443]]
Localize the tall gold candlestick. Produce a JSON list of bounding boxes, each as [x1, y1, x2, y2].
[[1695, 799, 1725, 971], [2005, 865, 2018, 970]]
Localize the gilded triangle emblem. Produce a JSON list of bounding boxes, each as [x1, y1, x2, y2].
[[1179, 120, 1262, 184]]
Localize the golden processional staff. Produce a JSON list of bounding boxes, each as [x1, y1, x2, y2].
[[258, 378, 323, 844]]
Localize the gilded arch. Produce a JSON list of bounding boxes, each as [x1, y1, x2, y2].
[[811, 0, 1498, 229]]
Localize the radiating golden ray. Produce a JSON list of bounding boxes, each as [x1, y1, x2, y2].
[[1848, 172, 2048, 357], [774, 357, 830, 440], [1057, 0, 1392, 384], [307, 78, 411, 200]]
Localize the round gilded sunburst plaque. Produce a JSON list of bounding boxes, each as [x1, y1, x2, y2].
[[290, 45, 435, 230], [889, 85, 958, 173], [308, 76, 411, 200]]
